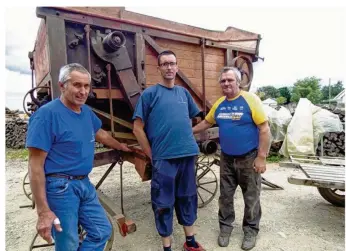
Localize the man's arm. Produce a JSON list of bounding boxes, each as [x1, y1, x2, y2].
[[192, 120, 213, 134], [257, 121, 270, 158], [253, 121, 270, 173], [28, 147, 62, 243], [133, 118, 152, 160], [95, 129, 131, 152]]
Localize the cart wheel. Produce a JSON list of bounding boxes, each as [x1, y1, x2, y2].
[[317, 187, 345, 207], [79, 213, 115, 251], [195, 155, 218, 208], [23, 172, 33, 201]]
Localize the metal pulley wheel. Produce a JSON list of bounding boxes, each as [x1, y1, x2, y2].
[[231, 55, 254, 91]]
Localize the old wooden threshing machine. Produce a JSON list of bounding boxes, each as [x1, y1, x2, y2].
[[21, 7, 277, 250]]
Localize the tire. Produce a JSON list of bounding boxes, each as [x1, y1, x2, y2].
[[317, 187, 345, 207]]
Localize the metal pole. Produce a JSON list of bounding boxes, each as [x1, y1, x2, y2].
[[329, 78, 331, 107], [106, 64, 115, 137], [201, 38, 206, 117]]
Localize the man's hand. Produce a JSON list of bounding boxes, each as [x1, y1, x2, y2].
[[37, 210, 62, 243], [119, 143, 132, 152], [253, 156, 266, 173]]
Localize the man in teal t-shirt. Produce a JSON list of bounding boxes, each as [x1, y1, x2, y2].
[[26, 63, 131, 251], [133, 50, 205, 251]]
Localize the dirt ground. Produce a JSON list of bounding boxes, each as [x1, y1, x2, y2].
[[6, 159, 345, 251]]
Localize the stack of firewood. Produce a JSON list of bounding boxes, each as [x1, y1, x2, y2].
[[316, 106, 345, 157]]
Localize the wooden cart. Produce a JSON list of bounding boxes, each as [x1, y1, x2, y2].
[[285, 155, 345, 207]]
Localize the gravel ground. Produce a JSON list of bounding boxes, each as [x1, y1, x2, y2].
[[6, 159, 345, 251]]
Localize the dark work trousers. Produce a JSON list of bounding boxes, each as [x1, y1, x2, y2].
[[218, 149, 262, 236]]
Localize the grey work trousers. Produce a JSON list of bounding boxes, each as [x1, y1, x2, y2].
[[218, 149, 262, 236]]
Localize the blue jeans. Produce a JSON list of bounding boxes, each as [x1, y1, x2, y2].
[[151, 156, 198, 237], [46, 176, 112, 251]]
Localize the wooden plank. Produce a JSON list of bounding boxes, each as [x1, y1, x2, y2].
[[226, 49, 234, 66], [93, 88, 124, 99], [205, 40, 256, 54], [303, 169, 345, 177], [46, 16, 68, 98], [145, 54, 224, 72], [320, 158, 345, 166], [146, 45, 224, 64], [155, 38, 224, 56], [91, 107, 133, 130], [300, 163, 344, 170], [288, 175, 345, 190], [135, 33, 146, 90]]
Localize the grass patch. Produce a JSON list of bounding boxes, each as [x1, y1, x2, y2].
[[5, 147, 110, 161], [6, 148, 29, 161], [267, 153, 285, 163]]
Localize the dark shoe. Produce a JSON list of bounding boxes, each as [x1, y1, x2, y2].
[[218, 232, 231, 247], [241, 234, 256, 250], [182, 241, 205, 251]]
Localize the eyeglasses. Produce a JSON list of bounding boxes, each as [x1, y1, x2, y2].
[[159, 62, 177, 68], [219, 78, 236, 84]]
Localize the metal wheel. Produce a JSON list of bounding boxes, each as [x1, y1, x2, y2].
[[195, 154, 218, 208], [231, 55, 253, 91], [23, 172, 33, 201]]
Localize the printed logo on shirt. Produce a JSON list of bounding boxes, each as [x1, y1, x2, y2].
[[217, 112, 244, 121], [220, 107, 226, 111], [178, 95, 187, 104], [240, 106, 244, 110], [232, 106, 238, 111]]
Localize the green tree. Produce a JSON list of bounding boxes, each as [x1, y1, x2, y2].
[[278, 87, 291, 103], [291, 76, 323, 104], [276, 96, 287, 105], [257, 86, 280, 100], [321, 81, 344, 100]]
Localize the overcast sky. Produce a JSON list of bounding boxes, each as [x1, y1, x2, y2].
[[4, 5, 345, 111]]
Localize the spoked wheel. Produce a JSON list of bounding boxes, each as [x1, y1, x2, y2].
[[195, 154, 218, 208], [79, 214, 115, 251], [23, 172, 33, 201]]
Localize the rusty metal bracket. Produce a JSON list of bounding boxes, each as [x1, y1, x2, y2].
[[90, 29, 142, 110], [91, 107, 133, 130]]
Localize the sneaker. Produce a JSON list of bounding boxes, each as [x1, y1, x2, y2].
[[182, 242, 206, 251], [241, 234, 256, 250], [218, 232, 231, 247]]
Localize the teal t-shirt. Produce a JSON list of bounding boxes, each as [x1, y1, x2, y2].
[[132, 84, 200, 160]]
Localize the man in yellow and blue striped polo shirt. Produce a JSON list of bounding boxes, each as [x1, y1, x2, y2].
[[193, 66, 270, 250]]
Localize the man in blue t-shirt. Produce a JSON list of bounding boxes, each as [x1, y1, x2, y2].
[[132, 50, 205, 251], [26, 63, 131, 251], [193, 66, 270, 250]]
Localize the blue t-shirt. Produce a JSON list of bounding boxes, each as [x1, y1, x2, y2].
[[132, 84, 200, 160], [205, 91, 268, 156], [25, 98, 102, 176]]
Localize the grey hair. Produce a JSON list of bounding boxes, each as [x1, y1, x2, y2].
[[218, 66, 242, 84], [58, 63, 91, 84]]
